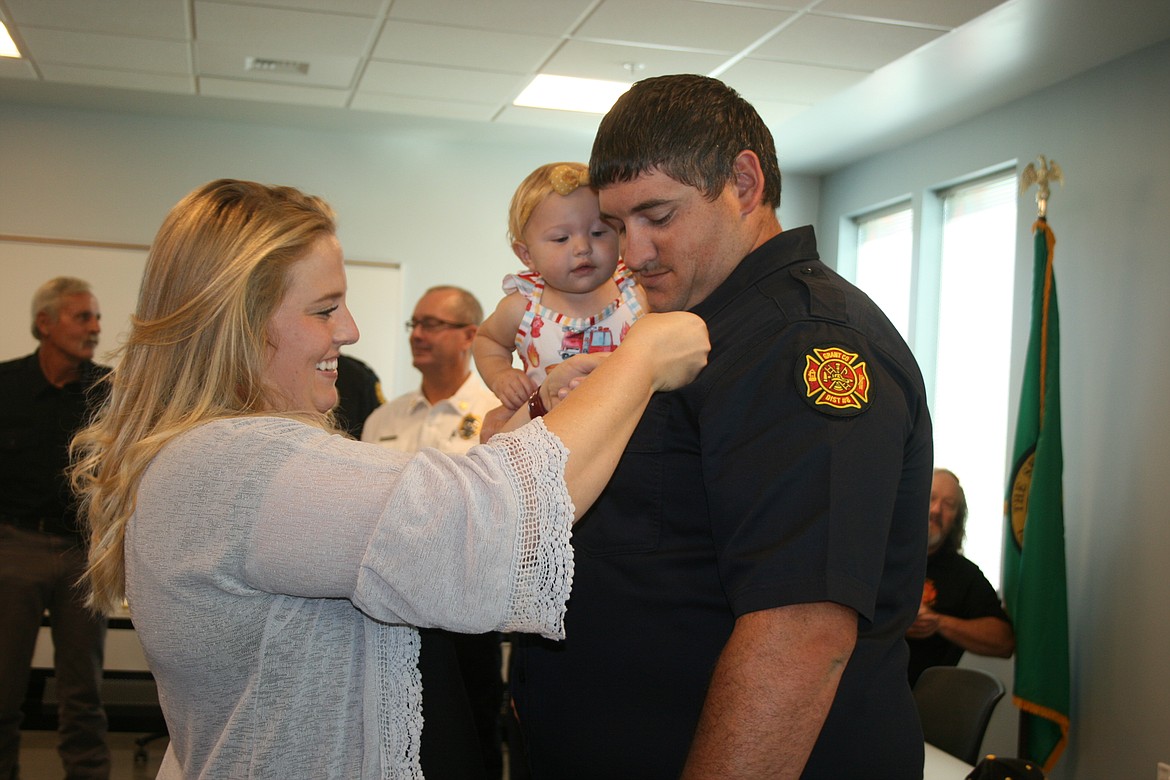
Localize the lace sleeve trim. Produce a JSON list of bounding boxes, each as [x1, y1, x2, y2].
[[371, 623, 422, 779], [490, 418, 575, 640]]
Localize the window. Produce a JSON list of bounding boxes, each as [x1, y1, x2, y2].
[[930, 173, 1017, 586], [854, 205, 914, 340], [848, 172, 1017, 586]]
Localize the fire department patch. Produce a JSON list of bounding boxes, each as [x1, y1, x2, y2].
[[798, 345, 871, 416]]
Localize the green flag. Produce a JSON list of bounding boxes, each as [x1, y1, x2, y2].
[[1004, 218, 1070, 772]]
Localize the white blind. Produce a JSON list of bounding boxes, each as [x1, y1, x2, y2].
[[933, 172, 1017, 585], [855, 205, 913, 339]]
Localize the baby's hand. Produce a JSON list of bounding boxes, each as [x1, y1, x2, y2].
[[492, 369, 538, 411]]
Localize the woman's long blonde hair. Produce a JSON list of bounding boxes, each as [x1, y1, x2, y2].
[[71, 179, 337, 612]]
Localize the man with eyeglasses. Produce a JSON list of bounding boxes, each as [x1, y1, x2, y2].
[[362, 286, 495, 454], [360, 284, 504, 779]]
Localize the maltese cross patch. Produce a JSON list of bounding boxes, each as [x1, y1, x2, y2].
[[798, 345, 871, 416]]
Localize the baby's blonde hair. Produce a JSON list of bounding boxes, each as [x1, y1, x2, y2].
[[507, 162, 590, 245]]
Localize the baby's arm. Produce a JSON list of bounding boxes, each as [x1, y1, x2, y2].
[[474, 293, 538, 410]]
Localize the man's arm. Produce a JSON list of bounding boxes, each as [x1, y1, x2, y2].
[[908, 608, 1015, 658], [681, 601, 858, 780]]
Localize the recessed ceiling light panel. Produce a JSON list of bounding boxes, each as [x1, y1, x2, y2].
[[0, 20, 21, 58], [514, 74, 631, 114], [245, 57, 309, 75]]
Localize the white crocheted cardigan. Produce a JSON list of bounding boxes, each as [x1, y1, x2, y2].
[[126, 416, 574, 779]]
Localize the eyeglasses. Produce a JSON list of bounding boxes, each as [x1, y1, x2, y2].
[[404, 317, 472, 333]]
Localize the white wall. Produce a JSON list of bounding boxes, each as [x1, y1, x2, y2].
[[817, 39, 1170, 779]]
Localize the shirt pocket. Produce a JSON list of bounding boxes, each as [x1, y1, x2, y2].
[[573, 399, 668, 556]]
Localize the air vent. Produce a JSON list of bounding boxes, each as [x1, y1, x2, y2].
[[245, 57, 309, 75]]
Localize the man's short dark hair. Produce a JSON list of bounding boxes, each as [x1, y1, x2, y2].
[[590, 74, 782, 208]]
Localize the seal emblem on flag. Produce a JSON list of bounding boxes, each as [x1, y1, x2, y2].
[[799, 345, 871, 416]]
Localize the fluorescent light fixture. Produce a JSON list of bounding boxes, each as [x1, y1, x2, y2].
[[514, 74, 631, 114], [0, 20, 21, 58]]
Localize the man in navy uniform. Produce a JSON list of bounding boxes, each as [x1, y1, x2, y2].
[[511, 75, 934, 779]]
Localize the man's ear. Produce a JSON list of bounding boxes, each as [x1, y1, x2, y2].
[[34, 310, 51, 340], [460, 323, 479, 350], [512, 240, 536, 271], [732, 150, 766, 216]]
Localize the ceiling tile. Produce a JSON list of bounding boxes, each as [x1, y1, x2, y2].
[[372, 21, 558, 73], [198, 76, 350, 107], [543, 39, 729, 82], [813, 0, 1003, 29], [2, 0, 190, 38], [358, 60, 529, 104], [753, 14, 945, 71], [387, 0, 596, 36], [721, 58, 867, 104], [206, 0, 385, 15], [690, 0, 804, 7], [193, 2, 378, 55], [37, 63, 194, 93], [0, 58, 37, 79], [2, 0, 1161, 177], [19, 27, 192, 74], [577, 0, 795, 53], [196, 43, 360, 88]]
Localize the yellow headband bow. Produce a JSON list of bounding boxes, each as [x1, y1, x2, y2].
[[549, 164, 589, 196]]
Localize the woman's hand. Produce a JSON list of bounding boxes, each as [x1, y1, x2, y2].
[[539, 312, 709, 520], [541, 313, 709, 410], [617, 312, 710, 392]]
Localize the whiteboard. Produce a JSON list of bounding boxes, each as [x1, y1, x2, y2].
[[0, 236, 401, 388]]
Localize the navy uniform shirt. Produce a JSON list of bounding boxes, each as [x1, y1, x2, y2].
[[0, 351, 110, 536], [513, 226, 933, 779], [333, 353, 383, 438]]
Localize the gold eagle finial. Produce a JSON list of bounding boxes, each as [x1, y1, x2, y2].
[[1020, 155, 1064, 218]]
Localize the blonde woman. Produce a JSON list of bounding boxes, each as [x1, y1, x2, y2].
[[71, 179, 708, 779]]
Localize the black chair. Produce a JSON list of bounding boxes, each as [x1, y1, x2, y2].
[[913, 666, 1005, 765]]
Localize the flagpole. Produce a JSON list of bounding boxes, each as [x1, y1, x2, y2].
[[1007, 155, 1071, 772]]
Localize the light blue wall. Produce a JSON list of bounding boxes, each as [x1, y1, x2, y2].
[[0, 100, 817, 395], [0, 105, 591, 394], [816, 39, 1170, 779]]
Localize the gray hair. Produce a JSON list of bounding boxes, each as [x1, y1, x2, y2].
[[31, 276, 93, 340]]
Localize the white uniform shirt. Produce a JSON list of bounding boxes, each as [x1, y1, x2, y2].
[[361, 373, 499, 454]]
